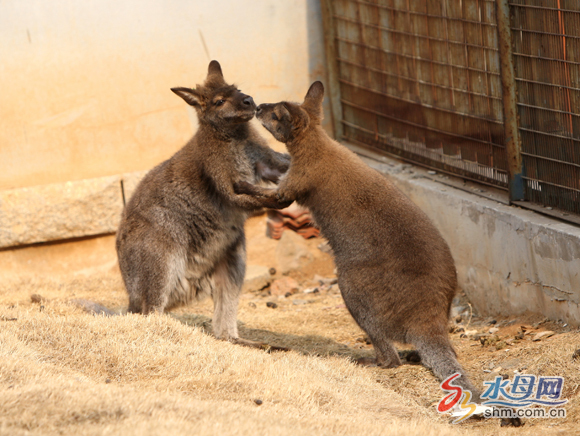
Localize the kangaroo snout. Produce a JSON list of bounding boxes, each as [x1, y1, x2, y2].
[[243, 96, 255, 107]]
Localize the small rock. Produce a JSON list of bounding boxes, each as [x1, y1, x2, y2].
[[254, 399, 263, 406], [481, 334, 500, 346], [495, 341, 507, 350], [501, 417, 523, 427], [284, 292, 292, 298], [449, 325, 464, 333], [489, 319, 497, 325], [532, 331, 555, 342], [269, 267, 277, 276], [30, 294, 45, 304], [276, 230, 314, 274], [501, 358, 521, 370], [248, 302, 257, 309], [455, 315, 462, 323], [303, 287, 319, 294], [243, 265, 273, 292], [489, 327, 499, 334], [328, 284, 341, 294], [105, 379, 112, 384], [572, 349, 580, 361], [314, 275, 338, 286], [427, 170, 437, 175], [292, 299, 308, 306], [270, 277, 300, 297], [450, 305, 467, 319], [266, 302, 278, 309]]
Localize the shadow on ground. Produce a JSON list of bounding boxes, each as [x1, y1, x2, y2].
[[172, 312, 421, 365], [173, 312, 373, 360]]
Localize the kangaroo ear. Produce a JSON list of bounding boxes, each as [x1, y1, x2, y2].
[[171, 87, 202, 107], [302, 81, 324, 119], [208, 60, 224, 79]]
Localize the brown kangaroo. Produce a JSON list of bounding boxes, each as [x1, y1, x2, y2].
[[234, 81, 482, 399], [116, 61, 291, 344]]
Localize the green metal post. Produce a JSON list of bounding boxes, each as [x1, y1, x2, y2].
[[496, 0, 525, 201]]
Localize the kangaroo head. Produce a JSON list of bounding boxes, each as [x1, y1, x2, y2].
[[256, 81, 324, 143], [171, 60, 256, 129]]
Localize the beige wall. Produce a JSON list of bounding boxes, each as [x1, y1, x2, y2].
[[0, 0, 328, 191]]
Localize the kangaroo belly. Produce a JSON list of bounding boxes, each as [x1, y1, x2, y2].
[[166, 211, 247, 308]]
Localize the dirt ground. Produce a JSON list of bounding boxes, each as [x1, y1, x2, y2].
[[0, 214, 579, 435]]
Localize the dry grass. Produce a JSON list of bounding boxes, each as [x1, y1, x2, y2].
[[1, 303, 455, 436], [0, 215, 578, 435]]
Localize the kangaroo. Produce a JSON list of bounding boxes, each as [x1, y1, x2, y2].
[[116, 61, 291, 344], [234, 81, 483, 400]]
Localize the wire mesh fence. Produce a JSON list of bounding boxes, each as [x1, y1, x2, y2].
[[510, 0, 580, 214], [323, 0, 580, 219]]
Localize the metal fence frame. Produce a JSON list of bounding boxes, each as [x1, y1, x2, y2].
[[321, 0, 580, 224]]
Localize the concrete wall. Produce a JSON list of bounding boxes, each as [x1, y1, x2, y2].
[[0, 0, 328, 191]]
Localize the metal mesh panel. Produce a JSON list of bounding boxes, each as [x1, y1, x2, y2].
[[333, 0, 509, 188], [510, 1, 580, 214]]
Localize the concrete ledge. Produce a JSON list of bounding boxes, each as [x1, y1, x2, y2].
[[0, 176, 123, 248], [0, 171, 150, 249], [351, 143, 580, 326]]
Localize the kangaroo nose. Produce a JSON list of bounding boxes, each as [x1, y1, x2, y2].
[[243, 96, 254, 106]]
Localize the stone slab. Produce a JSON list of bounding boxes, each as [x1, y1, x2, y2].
[[0, 176, 124, 248]]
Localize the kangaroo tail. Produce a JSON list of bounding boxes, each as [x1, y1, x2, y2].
[[413, 335, 482, 402]]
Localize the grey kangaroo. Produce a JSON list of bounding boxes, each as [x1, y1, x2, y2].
[[116, 61, 290, 344], [234, 81, 482, 399]]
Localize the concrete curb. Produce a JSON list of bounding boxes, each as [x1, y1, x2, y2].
[[0, 171, 148, 249]]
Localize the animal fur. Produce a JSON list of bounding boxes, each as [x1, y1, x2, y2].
[[234, 81, 482, 399], [116, 60, 290, 342]]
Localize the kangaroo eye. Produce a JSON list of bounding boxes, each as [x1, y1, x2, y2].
[[215, 99, 225, 106], [271, 113, 278, 121]]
